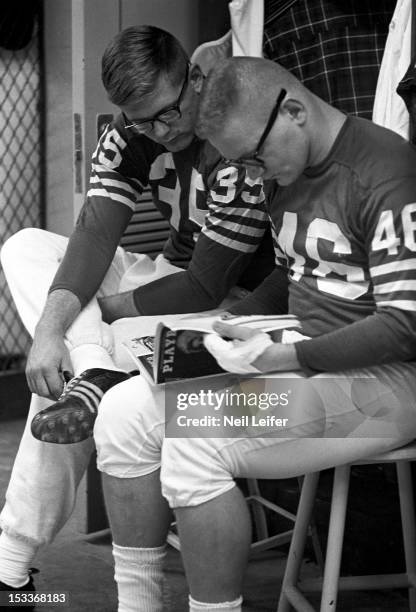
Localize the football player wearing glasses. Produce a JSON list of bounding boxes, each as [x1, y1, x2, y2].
[[0, 25, 279, 609], [162, 56, 416, 611], [222, 87, 286, 177], [122, 63, 190, 136]]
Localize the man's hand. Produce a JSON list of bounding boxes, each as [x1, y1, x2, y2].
[[26, 328, 73, 400], [98, 291, 141, 324], [24, 288, 82, 399], [205, 321, 302, 374]]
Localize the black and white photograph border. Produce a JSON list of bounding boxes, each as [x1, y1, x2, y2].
[[1, 0, 416, 611]]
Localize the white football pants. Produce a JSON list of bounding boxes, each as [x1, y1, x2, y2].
[[93, 361, 416, 509], [0, 227, 181, 545]]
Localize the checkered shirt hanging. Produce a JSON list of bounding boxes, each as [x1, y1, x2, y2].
[[263, 0, 396, 119]]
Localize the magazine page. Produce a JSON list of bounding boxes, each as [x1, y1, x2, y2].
[[168, 313, 300, 333]]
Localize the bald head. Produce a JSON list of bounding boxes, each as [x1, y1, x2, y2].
[[196, 57, 308, 141], [196, 56, 346, 184]]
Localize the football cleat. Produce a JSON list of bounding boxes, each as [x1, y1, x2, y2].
[[31, 368, 132, 444]]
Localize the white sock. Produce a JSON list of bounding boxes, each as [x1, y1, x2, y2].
[[69, 344, 123, 377], [0, 532, 38, 588], [113, 543, 166, 612], [189, 595, 243, 612]]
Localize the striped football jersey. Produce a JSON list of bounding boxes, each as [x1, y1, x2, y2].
[[268, 116, 416, 335], [263, 115, 416, 372], [51, 114, 274, 311]]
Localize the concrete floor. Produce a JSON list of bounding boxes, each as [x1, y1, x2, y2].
[[0, 418, 410, 611]]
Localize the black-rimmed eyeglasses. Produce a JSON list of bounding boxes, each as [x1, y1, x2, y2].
[[223, 88, 287, 169], [123, 64, 190, 135]]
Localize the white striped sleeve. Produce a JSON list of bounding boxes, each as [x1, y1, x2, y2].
[[369, 203, 416, 313], [88, 125, 144, 211]]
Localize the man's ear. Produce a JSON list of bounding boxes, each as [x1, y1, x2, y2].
[[282, 98, 307, 125], [190, 64, 204, 94]]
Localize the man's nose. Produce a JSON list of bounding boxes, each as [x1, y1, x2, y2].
[[246, 165, 264, 180], [153, 120, 171, 139]]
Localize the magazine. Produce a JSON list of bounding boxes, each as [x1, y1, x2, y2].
[[123, 314, 301, 384]]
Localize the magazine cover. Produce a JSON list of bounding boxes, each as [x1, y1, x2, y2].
[[124, 314, 301, 384], [0, 1, 413, 611]]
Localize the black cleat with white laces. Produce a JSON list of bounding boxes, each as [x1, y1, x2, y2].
[[31, 368, 132, 444]]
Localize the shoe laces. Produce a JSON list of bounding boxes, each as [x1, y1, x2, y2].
[[58, 372, 85, 400]]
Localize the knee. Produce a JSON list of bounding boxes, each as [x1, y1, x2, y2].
[[94, 377, 164, 478], [0, 228, 43, 270], [161, 437, 234, 508], [1, 228, 67, 273]]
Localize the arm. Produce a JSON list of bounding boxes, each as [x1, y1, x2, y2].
[[207, 308, 416, 376], [49, 123, 141, 306], [130, 164, 274, 315], [295, 173, 416, 374], [98, 290, 138, 324], [227, 266, 289, 316], [29, 123, 143, 396], [26, 290, 81, 398], [208, 174, 416, 375], [295, 308, 416, 375], [97, 235, 258, 321]]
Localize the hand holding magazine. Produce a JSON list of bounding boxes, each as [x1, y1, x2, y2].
[[123, 313, 301, 384]]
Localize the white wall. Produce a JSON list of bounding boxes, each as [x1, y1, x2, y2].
[[43, 0, 226, 233], [43, 0, 74, 234], [120, 0, 199, 54]]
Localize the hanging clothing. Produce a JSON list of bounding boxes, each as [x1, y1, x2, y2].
[[263, 0, 395, 119], [397, 58, 416, 143], [372, 0, 412, 139], [229, 0, 264, 57], [190, 31, 232, 75]]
